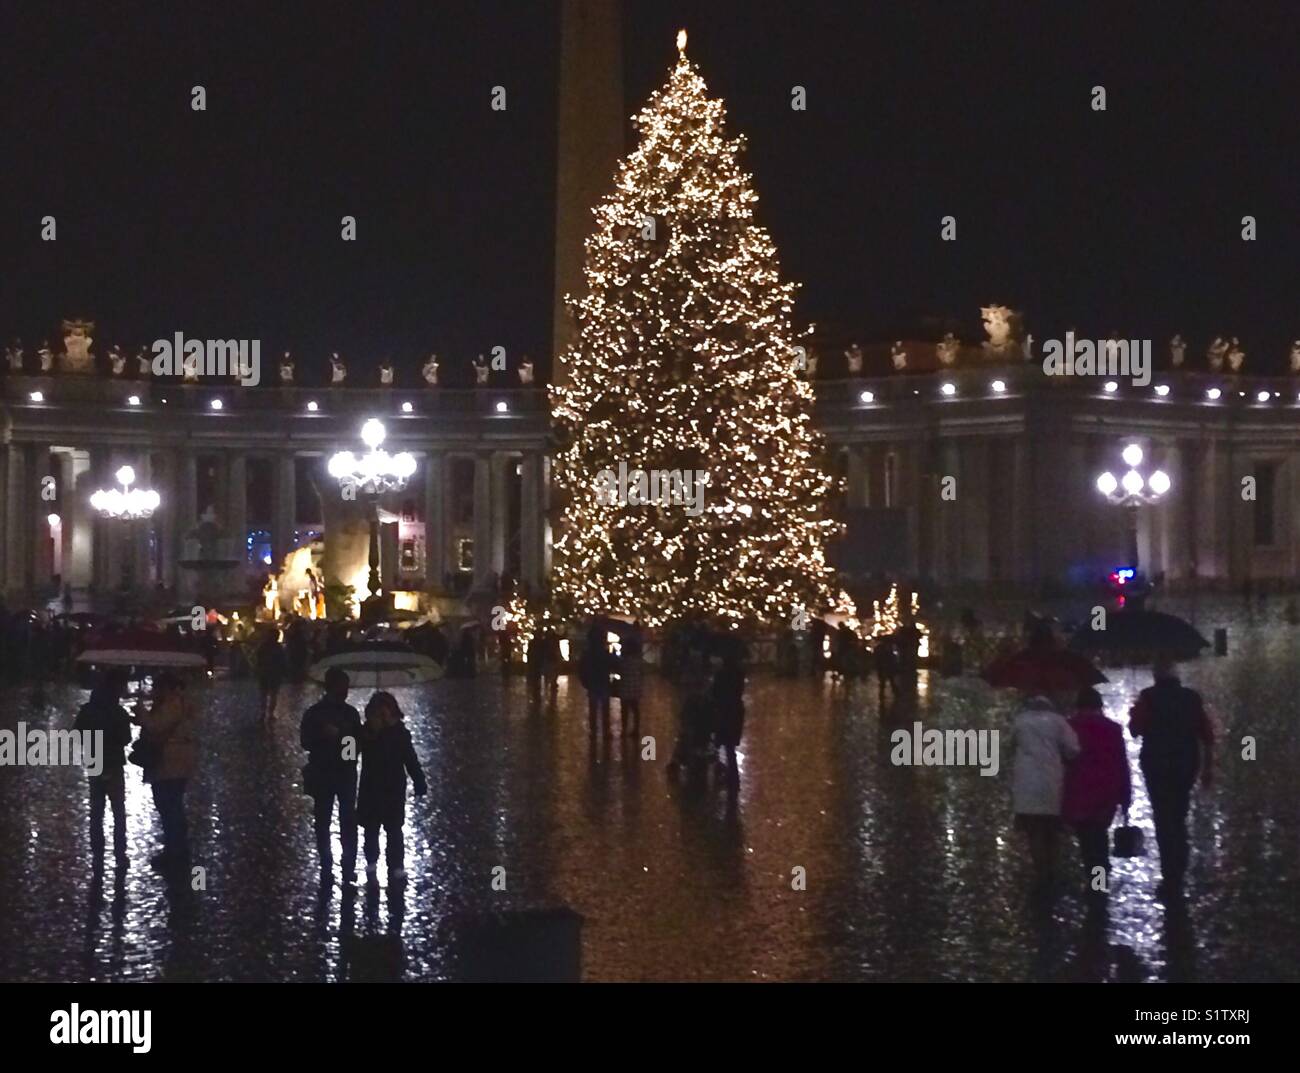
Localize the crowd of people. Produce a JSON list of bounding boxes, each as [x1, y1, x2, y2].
[[1010, 655, 1215, 908], [18, 596, 1217, 911], [75, 663, 427, 886]]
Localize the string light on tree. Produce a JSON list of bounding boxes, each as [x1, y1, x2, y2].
[[549, 30, 841, 627]]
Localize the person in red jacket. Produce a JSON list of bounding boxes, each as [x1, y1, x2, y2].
[[1062, 687, 1131, 906]]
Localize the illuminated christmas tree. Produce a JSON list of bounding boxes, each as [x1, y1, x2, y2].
[[550, 31, 840, 627]]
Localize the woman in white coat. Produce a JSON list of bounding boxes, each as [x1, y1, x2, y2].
[[1010, 694, 1081, 890]]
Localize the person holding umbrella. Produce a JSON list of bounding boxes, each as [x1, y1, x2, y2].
[[1129, 655, 1214, 900], [1062, 686, 1131, 909], [137, 672, 199, 871]]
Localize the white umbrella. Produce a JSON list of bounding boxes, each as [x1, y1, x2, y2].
[[309, 643, 443, 688]]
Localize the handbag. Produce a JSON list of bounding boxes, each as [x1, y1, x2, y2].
[[129, 736, 161, 772], [1112, 809, 1145, 858]]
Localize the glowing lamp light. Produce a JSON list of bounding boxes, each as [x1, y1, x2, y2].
[[495, 400, 509, 413], [940, 382, 956, 397], [991, 380, 1006, 393], [1149, 470, 1171, 496], [29, 391, 43, 402], [1206, 387, 1221, 400], [1121, 443, 1144, 467], [1096, 471, 1118, 496], [328, 419, 416, 495], [210, 398, 224, 411], [1103, 381, 1118, 393], [127, 395, 141, 406], [47, 513, 60, 529], [858, 390, 874, 404], [90, 465, 160, 520], [307, 400, 319, 412], [402, 401, 414, 413], [1154, 384, 1170, 397], [1121, 469, 1145, 496], [1257, 390, 1271, 403]]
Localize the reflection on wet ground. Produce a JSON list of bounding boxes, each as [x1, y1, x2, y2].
[[1, 609, 1296, 981]]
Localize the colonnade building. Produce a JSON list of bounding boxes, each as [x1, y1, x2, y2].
[[3, 326, 1299, 612]]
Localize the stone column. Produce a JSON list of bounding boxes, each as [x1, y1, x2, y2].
[[228, 452, 248, 587], [520, 451, 544, 596], [135, 452, 155, 587], [273, 453, 296, 568], [490, 452, 512, 580], [173, 448, 198, 600], [1, 444, 25, 597], [67, 450, 93, 592], [845, 444, 868, 509], [30, 445, 55, 590], [423, 450, 445, 591], [472, 453, 493, 592]]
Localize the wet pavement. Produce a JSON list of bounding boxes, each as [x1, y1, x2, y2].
[[1, 606, 1297, 982]]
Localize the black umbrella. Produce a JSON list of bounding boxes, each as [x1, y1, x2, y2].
[[1069, 609, 1209, 662]]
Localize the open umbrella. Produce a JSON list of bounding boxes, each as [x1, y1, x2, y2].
[[309, 641, 443, 688], [982, 646, 1107, 693], [76, 628, 206, 669], [1069, 609, 1209, 662]]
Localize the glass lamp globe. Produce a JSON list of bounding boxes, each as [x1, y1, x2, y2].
[[1096, 472, 1118, 496]]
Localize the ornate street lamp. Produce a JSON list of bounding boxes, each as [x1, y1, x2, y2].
[[91, 465, 160, 595], [327, 419, 415, 620], [1096, 442, 1170, 581]]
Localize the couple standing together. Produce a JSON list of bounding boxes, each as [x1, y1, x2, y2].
[[1012, 656, 1214, 903], [300, 667, 427, 884]]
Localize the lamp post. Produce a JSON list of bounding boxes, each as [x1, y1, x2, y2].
[[327, 419, 415, 621], [1096, 443, 1170, 606], [90, 464, 161, 596]]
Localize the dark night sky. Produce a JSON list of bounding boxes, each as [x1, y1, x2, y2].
[[3, 1, 1299, 380]]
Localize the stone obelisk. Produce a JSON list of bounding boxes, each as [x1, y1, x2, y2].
[[551, 0, 624, 386]]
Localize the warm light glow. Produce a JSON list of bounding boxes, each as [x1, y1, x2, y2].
[[1121, 443, 1143, 467], [210, 398, 223, 410], [127, 395, 141, 406], [991, 380, 1006, 393], [361, 418, 386, 449], [1206, 387, 1221, 400], [329, 419, 415, 495], [858, 390, 874, 404], [28, 391, 43, 402], [677, 28, 687, 53], [1122, 469, 1145, 495], [393, 590, 421, 612], [495, 400, 509, 413], [402, 401, 414, 413], [1257, 390, 1271, 403], [1149, 470, 1171, 496], [47, 514, 60, 529], [307, 400, 319, 412], [1103, 381, 1118, 393], [940, 382, 956, 396], [1154, 384, 1170, 397], [547, 35, 840, 626], [1096, 471, 1118, 496], [116, 465, 136, 486]]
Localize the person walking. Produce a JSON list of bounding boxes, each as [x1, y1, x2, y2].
[[711, 643, 746, 792], [357, 692, 427, 883], [579, 620, 612, 737], [300, 667, 363, 883], [137, 672, 199, 871], [1129, 656, 1214, 899], [74, 671, 133, 872], [620, 626, 645, 738], [1062, 686, 1131, 907], [254, 627, 287, 726], [1010, 693, 1080, 894]]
